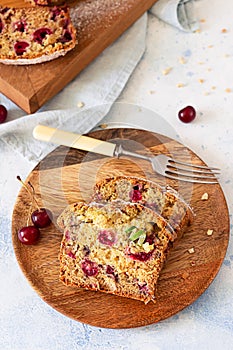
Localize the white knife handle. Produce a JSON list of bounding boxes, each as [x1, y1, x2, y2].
[[33, 125, 116, 157]]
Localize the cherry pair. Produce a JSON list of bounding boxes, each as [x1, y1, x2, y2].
[[17, 176, 52, 245]]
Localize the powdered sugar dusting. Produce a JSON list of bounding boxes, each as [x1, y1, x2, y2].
[[70, 0, 136, 42]]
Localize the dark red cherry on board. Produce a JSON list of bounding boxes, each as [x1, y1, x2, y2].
[[18, 226, 40, 245], [0, 105, 7, 123], [31, 208, 53, 228], [178, 106, 196, 123]]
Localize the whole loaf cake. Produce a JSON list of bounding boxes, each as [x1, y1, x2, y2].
[[0, 6, 76, 65], [57, 201, 177, 304]]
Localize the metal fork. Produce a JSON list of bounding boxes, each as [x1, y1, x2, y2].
[[114, 144, 220, 184], [33, 125, 220, 184]]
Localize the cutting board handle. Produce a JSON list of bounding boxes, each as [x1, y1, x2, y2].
[[33, 125, 116, 157]]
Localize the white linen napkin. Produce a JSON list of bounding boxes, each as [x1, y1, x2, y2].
[[0, 0, 198, 165], [150, 0, 199, 32]]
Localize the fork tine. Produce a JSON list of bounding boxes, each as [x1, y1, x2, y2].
[[166, 169, 218, 180], [164, 172, 219, 184], [167, 164, 220, 176], [168, 158, 220, 172]]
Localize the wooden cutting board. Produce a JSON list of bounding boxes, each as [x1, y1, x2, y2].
[[0, 0, 158, 114], [12, 128, 229, 328]]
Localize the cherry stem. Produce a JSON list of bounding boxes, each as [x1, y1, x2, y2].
[[28, 181, 40, 210], [17, 176, 40, 210]]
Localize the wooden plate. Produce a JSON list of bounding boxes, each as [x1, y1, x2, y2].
[[12, 128, 229, 328], [0, 0, 158, 113]]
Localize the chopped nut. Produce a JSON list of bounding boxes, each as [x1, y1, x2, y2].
[[142, 242, 154, 253], [99, 123, 108, 129], [188, 247, 195, 254], [201, 192, 209, 200], [162, 67, 172, 75], [177, 83, 185, 88], [77, 101, 85, 108], [203, 91, 210, 96], [149, 90, 156, 94], [221, 28, 227, 33], [198, 79, 205, 84], [179, 57, 186, 64], [200, 19, 206, 23], [211, 86, 216, 90], [207, 229, 213, 236]]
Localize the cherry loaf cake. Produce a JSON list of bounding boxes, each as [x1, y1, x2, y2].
[[0, 6, 76, 65], [92, 176, 194, 238], [57, 201, 177, 304]]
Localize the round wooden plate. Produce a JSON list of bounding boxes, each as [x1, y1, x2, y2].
[[12, 128, 229, 328]]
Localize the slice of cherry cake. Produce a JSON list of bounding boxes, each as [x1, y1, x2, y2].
[[0, 6, 76, 65], [92, 176, 194, 239], [57, 201, 177, 304]]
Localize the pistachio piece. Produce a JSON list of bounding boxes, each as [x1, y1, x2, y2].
[[129, 229, 145, 242], [125, 226, 137, 233], [137, 232, 147, 246]]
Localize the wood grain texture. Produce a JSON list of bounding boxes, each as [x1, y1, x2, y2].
[[12, 128, 229, 328], [0, 0, 158, 113]]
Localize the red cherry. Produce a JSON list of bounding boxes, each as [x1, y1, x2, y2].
[[81, 259, 99, 277], [178, 106, 196, 123], [0, 105, 8, 123], [31, 208, 52, 228], [18, 226, 40, 245]]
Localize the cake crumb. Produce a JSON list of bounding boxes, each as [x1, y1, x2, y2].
[[77, 101, 85, 108], [99, 123, 108, 129], [200, 18, 206, 23], [195, 29, 201, 33], [221, 28, 227, 33], [179, 57, 186, 64], [149, 90, 156, 94], [207, 229, 213, 236], [208, 45, 214, 48], [198, 79, 205, 84], [201, 192, 209, 200], [177, 83, 185, 88], [162, 67, 172, 75], [211, 86, 216, 90], [225, 88, 232, 93], [190, 261, 196, 266], [188, 247, 195, 254], [203, 91, 210, 96]]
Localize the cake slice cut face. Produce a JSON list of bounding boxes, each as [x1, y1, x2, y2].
[[92, 176, 194, 238], [58, 201, 176, 304], [0, 6, 76, 65]]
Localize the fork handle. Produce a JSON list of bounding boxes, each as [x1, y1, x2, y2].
[[33, 125, 116, 157]]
